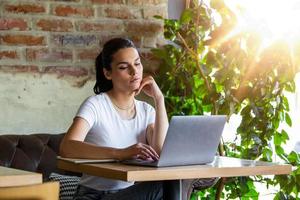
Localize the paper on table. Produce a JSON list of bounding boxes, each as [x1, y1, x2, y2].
[[57, 156, 117, 164]]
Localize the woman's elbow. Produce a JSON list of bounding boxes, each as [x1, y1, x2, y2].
[[59, 139, 71, 157]]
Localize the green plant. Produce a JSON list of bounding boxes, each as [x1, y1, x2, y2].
[[152, 0, 300, 199]]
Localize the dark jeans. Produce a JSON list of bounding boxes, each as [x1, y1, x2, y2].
[[73, 181, 163, 200]]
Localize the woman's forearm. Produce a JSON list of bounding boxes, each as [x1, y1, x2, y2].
[[59, 139, 120, 160], [152, 95, 169, 154]]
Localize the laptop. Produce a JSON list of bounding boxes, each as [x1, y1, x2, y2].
[[122, 115, 226, 167]]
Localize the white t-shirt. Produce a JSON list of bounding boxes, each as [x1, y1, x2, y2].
[[76, 92, 155, 191]]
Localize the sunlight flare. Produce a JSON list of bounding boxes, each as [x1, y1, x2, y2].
[[225, 0, 300, 47]]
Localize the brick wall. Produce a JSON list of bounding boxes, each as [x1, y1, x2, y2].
[[0, 0, 167, 79], [0, 0, 167, 134]]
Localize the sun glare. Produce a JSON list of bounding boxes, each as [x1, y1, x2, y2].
[[225, 0, 300, 48]]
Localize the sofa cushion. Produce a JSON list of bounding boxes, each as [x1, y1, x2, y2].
[[49, 173, 81, 200], [0, 133, 80, 180]]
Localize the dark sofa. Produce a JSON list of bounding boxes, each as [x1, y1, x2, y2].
[[0, 133, 78, 180]]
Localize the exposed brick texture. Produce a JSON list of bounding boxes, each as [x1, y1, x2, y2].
[[76, 20, 123, 32], [89, 0, 125, 3], [104, 6, 141, 19], [125, 20, 163, 36], [0, 65, 39, 74], [0, 50, 19, 60], [0, 0, 167, 80], [36, 19, 73, 32], [55, 0, 80, 2], [0, 19, 27, 31], [4, 3, 46, 14], [75, 49, 100, 61], [26, 48, 73, 62], [42, 66, 89, 77], [53, 5, 94, 17], [143, 6, 167, 19], [127, 0, 167, 6], [1, 35, 45, 46]]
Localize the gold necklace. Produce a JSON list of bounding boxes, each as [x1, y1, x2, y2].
[[111, 99, 135, 111]]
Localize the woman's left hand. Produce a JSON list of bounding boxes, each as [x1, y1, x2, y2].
[[135, 76, 163, 102]]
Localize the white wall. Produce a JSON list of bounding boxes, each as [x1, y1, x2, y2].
[[0, 73, 94, 134]]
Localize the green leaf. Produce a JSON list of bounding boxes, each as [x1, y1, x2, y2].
[[285, 113, 292, 127], [275, 145, 285, 155], [281, 129, 289, 143], [272, 118, 280, 129], [262, 148, 273, 161], [287, 151, 300, 165], [215, 83, 224, 93], [274, 132, 281, 146], [274, 191, 287, 200], [285, 81, 296, 92], [282, 96, 290, 111], [179, 9, 193, 24]]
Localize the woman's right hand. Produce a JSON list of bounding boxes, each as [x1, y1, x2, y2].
[[119, 143, 159, 161]]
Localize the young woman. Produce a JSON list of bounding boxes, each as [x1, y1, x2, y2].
[[60, 38, 168, 200]]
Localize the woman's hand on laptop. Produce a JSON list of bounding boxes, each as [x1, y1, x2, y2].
[[118, 143, 159, 161]]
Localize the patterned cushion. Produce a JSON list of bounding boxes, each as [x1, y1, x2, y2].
[[49, 173, 80, 200]]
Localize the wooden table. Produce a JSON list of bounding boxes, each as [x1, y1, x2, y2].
[[58, 156, 292, 200], [0, 166, 42, 187]]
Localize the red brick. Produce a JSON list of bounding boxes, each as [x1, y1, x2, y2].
[[89, 0, 125, 3], [0, 18, 27, 30], [0, 50, 19, 59], [0, 65, 39, 74], [143, 6, 166, 19], [127, 0, 166, 6], [104, 6, 141, 19], [76, 20, 123, 32], [5, 4, 46, 14], [125, 20, 163, 36], [1, 34, 45, 46], [54, 5, 94, 17], [26, 48, 73, 62], [54, 0, 80, 2], [36, 19, 73, 32], [42, 66, 89, 77], [76, 49, 99, 61]]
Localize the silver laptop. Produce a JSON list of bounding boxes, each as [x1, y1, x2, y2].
[[123, 115, 226, 167]]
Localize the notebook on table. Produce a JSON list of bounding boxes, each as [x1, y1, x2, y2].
[[122, 115, 226, 167], [57, 156, 116, 164]]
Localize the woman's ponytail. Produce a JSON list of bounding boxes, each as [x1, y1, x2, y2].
[[93, 52, 113, 94]]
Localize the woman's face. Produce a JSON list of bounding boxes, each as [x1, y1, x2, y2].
[[104, 47, 143, 93]]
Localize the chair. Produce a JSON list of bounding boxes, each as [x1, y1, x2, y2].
[[0, 181, 59, 200]]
